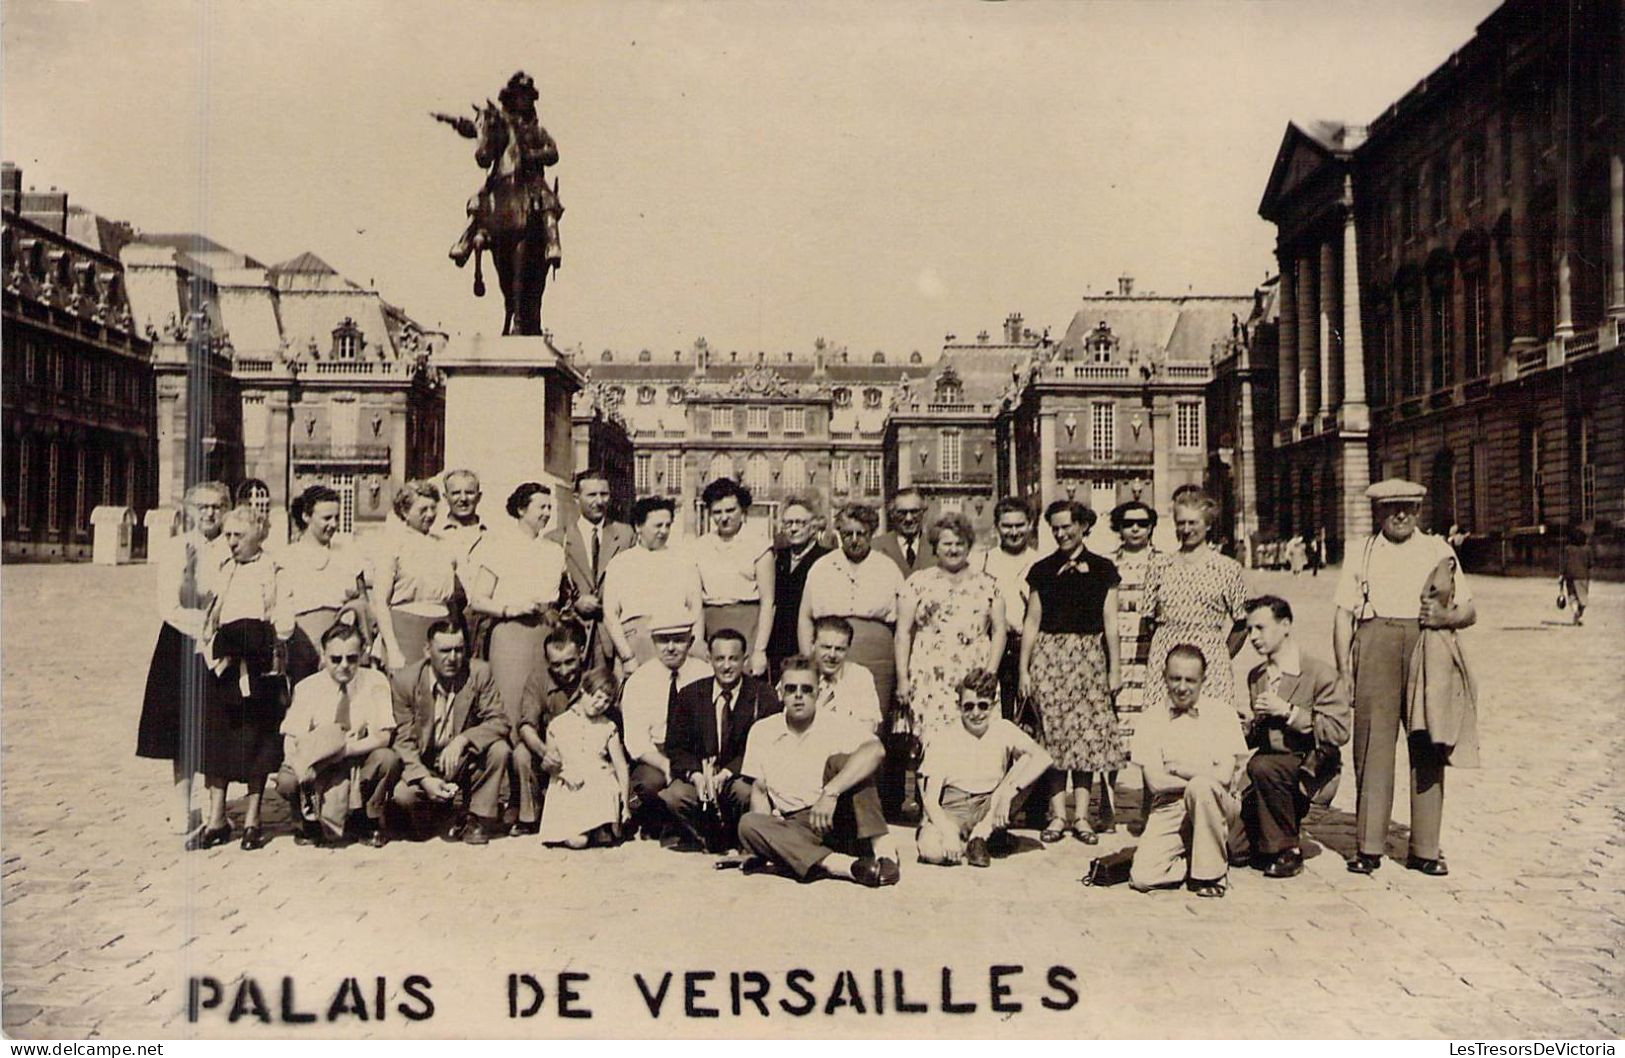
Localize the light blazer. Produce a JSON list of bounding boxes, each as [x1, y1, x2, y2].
[[665, 674, 782, 779], [390, 658, 511, 784], [873, 531, 936, 577], [548, 518, 635, 600], [1245, 652, 1351, 755]]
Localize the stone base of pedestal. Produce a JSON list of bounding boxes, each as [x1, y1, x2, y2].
[[436, 334, 583, 514]]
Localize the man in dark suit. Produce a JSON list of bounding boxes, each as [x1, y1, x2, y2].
[[766, 497, 830, 680], [872, 488, 935, 577], [1235, 595, 1352, 878], [390, 619, 513, 844], [660, 628, 783, 851], [547, 469, 635, 670]]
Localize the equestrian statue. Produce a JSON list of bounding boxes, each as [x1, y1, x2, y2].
[[433, 71, 563, 336]]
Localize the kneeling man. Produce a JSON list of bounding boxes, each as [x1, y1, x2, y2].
[[277, 620, 402, 846], [1129, 645, 1250, 897], [736, 656, 898, 886], [390, 619, 512, 844], [1237, 595, 1351, 878], [916, 668, 1052, 868]]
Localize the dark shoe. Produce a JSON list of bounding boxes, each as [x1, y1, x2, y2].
[[187, 824, 232, 851], [659, 831, 684, 850], [1405, 854, 1449, 876], [740, 855, 772, 876], [1040, 822, 1068, 844], [850, 857, 886, 888], [1096, 821, 1118, 835], [360, 825, 389, 849], [1347, 852, 1383, 874], [1263, 848, 1304, 879], [508, 820, 539, 838], [1190, 879, 1227, 898], [443, 816, 468, 843], [1073, 827, 1099, 846], [965, 838, 991, 868], [462, 819, 492, 846], [876, 857, 901, 886], [293, 821, 326, 847], [240, 826, 268, 851]]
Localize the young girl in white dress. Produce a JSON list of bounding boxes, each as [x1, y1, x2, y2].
[[539, 670, 631, 848]]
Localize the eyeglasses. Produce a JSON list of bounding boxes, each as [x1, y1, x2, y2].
[[895, 508, 924, 517], [837, 528, 871, 539], [960, 700, 993, 712], [1121, 519, 1152, 528], [782, 518, 811, 527], [326, 653, 362, 664], [782, 683, 817, 694]]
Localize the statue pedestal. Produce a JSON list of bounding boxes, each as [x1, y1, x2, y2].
[[436, 334, 583, 512]]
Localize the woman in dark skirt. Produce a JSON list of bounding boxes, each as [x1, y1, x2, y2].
[[191, 508, 293, 852], [280, 485, 369, 686], [1019, 499, 1124, 844], [139, 482, 231, 836]]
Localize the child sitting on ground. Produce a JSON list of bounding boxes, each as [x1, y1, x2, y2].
[[538, 670, 630, 849]]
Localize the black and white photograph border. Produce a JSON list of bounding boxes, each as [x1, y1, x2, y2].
[[2, 0, 1621, 1041]]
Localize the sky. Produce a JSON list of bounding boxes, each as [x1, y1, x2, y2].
[[3, 0, 1501, 360]]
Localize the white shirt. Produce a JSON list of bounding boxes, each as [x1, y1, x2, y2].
[[1334, 530, 1472, 620], [435, 516, 488, 565], [920, 717, 1045, 795], [1130, 695, 1248, 783], [155, 530, 228, 638], [978, 545, 1040, 634], [741, 710, 875, 814], [469, 523, 568, 614], [281, 667, 396, 740], [691, 524, 772, 604], [801, 551, 903, 622], [620, 655, 712, 764], [603, 546, 701, 624], [279, 539, 366, 616], [815, 662, 883, 734]]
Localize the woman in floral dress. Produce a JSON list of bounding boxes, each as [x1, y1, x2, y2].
[[895, 512, 1005, 743], [1144, 492, 1249, 712]]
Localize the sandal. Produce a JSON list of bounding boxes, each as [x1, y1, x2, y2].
[[1073, 828, 1099, 846], [1191, 880, 1226, 898], [186, 824, 232, 851], [1040, 822, 1069, 844]]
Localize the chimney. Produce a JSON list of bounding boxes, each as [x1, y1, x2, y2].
[[1, 162, 20, 213], [1117, 274, 1135, 297], [976, 330, 989, 344], [1004, 312, 1023, 343]]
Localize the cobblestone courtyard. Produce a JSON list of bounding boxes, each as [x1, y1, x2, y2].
[[1, 563, 1619, 1039]]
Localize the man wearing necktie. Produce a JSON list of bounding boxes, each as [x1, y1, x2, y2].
[[1234, 595, 1351, 879], [618, 612, 713, 842], [547, 470, 635, 672], [276, 621, 402, 846], [662, 629, 783, 851], [873, 489, 935, 577]]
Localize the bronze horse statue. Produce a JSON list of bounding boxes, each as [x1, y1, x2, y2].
[[435, 72, 563, 337]]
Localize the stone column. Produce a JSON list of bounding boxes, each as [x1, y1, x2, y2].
[[897, 435, 914, 488], [1038, 411, 1057, 512], [1341, 185, 1369, 429], [1297, 251, 1320, 428], [1277, 257, 1299, 429], [1609, 153, 1625, 320], [1149, 400, 1176, 552], [264, 392, 292, 506], [1319, 239, 1338, 417]]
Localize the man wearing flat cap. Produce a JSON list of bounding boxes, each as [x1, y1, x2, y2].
[[618, 608, 712, 840], [1333, 478, 1475, 877]]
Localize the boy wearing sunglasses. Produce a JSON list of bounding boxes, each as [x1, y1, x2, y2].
[[916, 668, 1053, 868]]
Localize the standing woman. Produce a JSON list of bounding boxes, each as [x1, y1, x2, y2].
[[138, 482, 232, 835], [236, 478, 288, 556], [692, 478, 775, 677], [797, 503, 905, 711], [467, 482, 568, 723], [279, 485, 369, 686], [1144, 491, 1250, 711], [602, 496, 704, 680], [192, 508, 294, 851], [1020, 500, 1123, 844], [895, 512, 1005, 742], [369, 480, 460, 671], [1104, 500, 1166, 830]]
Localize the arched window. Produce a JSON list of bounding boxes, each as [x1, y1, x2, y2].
[[744, 453, 772, 495], [332, 317, 362, 360], [709, 453, 734, 483], [909, 351, 923, 364], [833, 387, 852, 407], [637, 349, 652, 363], [637, 386, 656, 404], [935, 377, 963, 404], [667, 386, 685, 404], [782, 453, 807, 493], [600, 349, 614, 362], [872, 351, 887, 364], [863, 388, 882, 409]]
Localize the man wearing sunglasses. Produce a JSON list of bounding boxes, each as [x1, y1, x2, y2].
[[736, 657, 898, 886], [276, 621, 402, 847], [1333, 479, 1475, 877], [916, 669, 1052, 868]]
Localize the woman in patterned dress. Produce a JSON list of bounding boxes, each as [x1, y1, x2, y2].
[[1103, 499, 1166, 832], [1144, 492, 1250, 712], [895, 512, 1005, 743], [1020, 499, 1123, 844]]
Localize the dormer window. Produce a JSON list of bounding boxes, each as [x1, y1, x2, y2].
[[872, 351, 886, 364], [935, 378, 963, 403], [667, 385, 685, 404], [600, 349, 614, 362], [863, 388, 883, 409], [833, 387, 852, 408], [637, 385, 657, 404], [332, 317, 362, 360], [638, 349, 653, 363]]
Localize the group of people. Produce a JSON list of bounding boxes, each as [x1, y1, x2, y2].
[[137, 467, 1478, 894]]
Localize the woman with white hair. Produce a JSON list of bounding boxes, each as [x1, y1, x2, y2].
[[369, 479, 459, 670], [1144, 491, 1250, 711]]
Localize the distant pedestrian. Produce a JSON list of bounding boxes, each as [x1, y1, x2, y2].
[[1559, 524, 1591, 626]]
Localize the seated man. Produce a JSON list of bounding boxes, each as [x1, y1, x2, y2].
[[660, 629, 782, 851], [1129, 645, 1250, 897], [736, 656, 898, 886], [1236, 594, 1351, 878], [509, 623, 588, 836], [276, 620, 402, 847], [390, 619, 512, 845], [619, 611, 712, 840], [809, 615, 883, 734], [916, 668, 1052, 868]]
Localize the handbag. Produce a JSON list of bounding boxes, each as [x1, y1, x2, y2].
[[1080, 846, 1136, 887]]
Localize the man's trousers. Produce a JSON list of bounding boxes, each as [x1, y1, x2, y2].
[[1352, 618, 1443, 859], [276, 747, 402, 839], [392, 739, 511, 822], [736, 754, 889, 879], [1130, 775, 1238, 889], [1239, 750, 1309, 856]]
